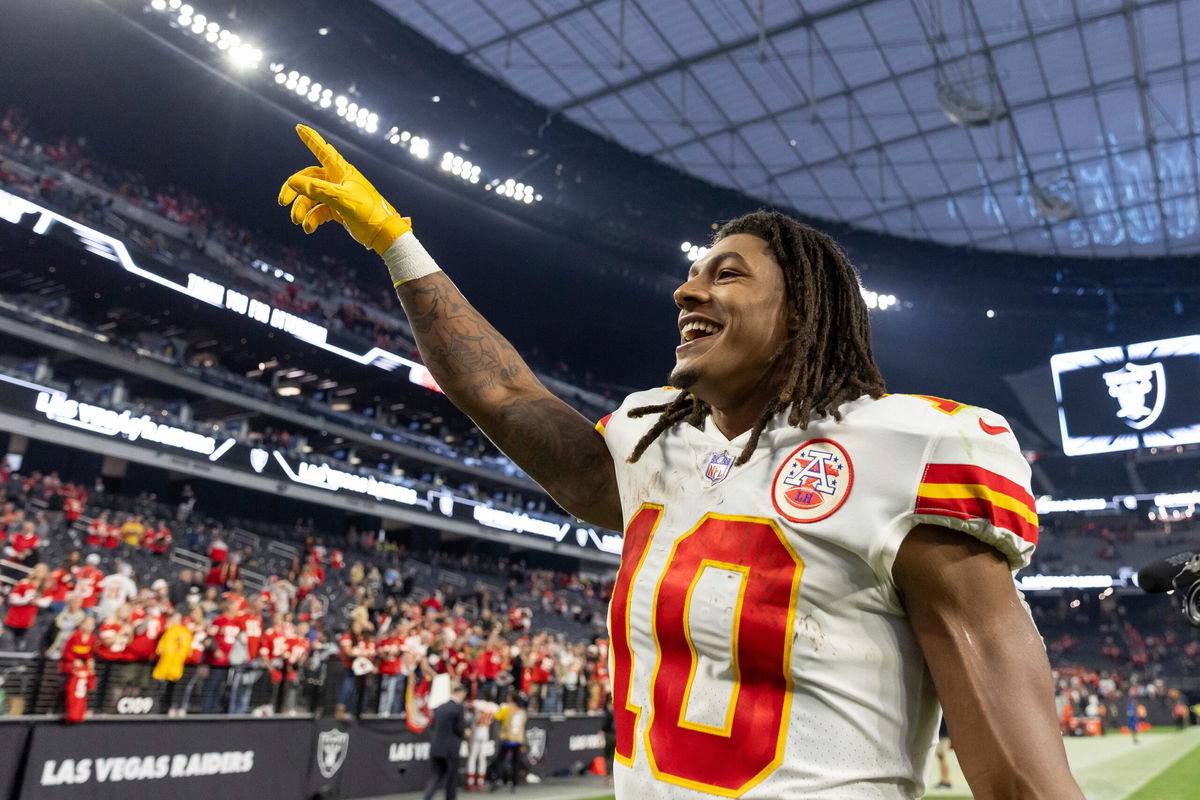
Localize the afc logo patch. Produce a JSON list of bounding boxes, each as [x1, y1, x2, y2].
[[771, 438, 854, 523]]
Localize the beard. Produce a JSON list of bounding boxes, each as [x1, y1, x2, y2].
[[668, 364, 700, 390]]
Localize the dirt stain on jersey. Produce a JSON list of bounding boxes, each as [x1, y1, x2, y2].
[[794, 613, 835, 655]]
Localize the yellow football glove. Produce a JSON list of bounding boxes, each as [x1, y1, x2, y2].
[[278, 124, 412, 256]]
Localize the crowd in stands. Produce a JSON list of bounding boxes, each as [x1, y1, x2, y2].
[[0, 465, 614, 722], [1029, 586, 1200, 733]]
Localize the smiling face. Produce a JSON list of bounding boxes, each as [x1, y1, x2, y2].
[[670, 233, 792, 413]]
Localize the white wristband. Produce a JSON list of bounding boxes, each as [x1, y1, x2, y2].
[[382, 231, 443, 287]]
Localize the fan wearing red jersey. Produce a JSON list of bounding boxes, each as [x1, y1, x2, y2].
[[281, 128, 1082, 798], [4, 564, 48, 650], [72, 555, 104, 611], [202, 598, 243, 713], [62, 615, 97, 723]]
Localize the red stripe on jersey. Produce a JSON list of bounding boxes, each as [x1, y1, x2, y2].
[[595, 413, 614, 436], [921, 463, 1036, 511], [915, 494, 1039, 546]]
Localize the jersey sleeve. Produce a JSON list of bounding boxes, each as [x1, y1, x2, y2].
[[904, 408, 1039, 570]]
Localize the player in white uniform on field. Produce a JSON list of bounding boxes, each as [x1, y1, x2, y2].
[[280, 125, 1083, 799], [466, 698, 498, 791]]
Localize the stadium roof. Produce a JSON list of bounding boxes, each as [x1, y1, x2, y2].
[[376, 0, 1200, 259]]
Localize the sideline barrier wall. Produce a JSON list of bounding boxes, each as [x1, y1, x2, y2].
[[0, 721, 32, 800], [20, 718, 312, 800], [1, 713, 606, 800]]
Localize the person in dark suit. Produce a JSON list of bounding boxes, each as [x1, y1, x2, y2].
[[424, 684, 469, 800]]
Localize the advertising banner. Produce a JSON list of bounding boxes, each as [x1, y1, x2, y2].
[[534, 714, 606, 776], [20, 718, 311, 800], [337, 717, 434, 798]]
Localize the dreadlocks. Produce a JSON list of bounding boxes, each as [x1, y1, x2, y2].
[[627, 210, 886, 467]]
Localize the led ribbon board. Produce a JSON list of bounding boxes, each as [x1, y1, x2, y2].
[[0, 189, 438, 390], [1050, 333, 1200, 455], [0, 373, 620, 555]]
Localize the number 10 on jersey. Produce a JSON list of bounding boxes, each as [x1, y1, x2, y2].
[[609, 504, 804, 796]]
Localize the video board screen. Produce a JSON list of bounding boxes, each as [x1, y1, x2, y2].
[[1051, 333, 1200, 456]]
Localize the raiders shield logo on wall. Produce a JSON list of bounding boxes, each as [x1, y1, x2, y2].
[[317, 728, 349, 779], [525, 726, 547, 764]]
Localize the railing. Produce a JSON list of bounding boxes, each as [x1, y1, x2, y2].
[[0, 651, 593, 719], [0, 559, 32, 586], [229, 528, 261, 551], [169, 548, 209, 573], [267, 539, 300, 562]]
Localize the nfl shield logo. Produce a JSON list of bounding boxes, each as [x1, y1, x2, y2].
[[704, 451, 733, 484], [317, 728, 349, 778]]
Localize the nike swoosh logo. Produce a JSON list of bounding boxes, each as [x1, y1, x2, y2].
[[979, 418, 1010, 436]]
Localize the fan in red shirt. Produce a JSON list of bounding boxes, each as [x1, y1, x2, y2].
[[229, 598, 265, 714], [207, 602, 244, 668], [336, 620, 376, 718], [61, 615, 97, 723], [208, 532, 228, 564], [61, 614, 97, 673], [421, 591, 444, 615], [149, 521, 173, 554], [239, 599, 264, 661], [280, 621, 311, 715], [184, 608, 208, 666], [296, 564, 321, 602], [262, 613, 293, 685], [71, 554, 104, 611], [96, 604, 135, 662], [589, 647, 610, 711], [45, 554, 79, 613], [102, 521, 121, 550], [221, 581, 249, 613], [3, 564, 48, 650], [63, 492, 84, 524], [376, 628, 406, 715], [529, 637, 555, 712], [86, 512, 110, 548], [127, 593, 170, 661], [6, 521, 40, 566], [200, 599, 243, 713]]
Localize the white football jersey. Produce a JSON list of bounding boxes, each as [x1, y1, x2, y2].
[[597, 390, 1038, 800]]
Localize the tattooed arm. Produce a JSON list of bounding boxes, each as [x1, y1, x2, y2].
[[279, 125, 621, 530], [397, 272, 622, 531]]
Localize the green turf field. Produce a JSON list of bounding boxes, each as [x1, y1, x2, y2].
[[574, 727, 1200, 800], [926, 726, 1200, 800]]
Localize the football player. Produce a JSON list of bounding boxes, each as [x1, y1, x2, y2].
[[280, 126, 1082, 798]]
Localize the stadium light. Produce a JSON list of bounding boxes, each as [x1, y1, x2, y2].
[[492, 177, 539, 205], [860, 289, 899, 311], [146, 1, 544, 207], [150, 0, 262, 71]]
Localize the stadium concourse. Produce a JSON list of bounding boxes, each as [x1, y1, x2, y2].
[[3, 0, 1200, 798]]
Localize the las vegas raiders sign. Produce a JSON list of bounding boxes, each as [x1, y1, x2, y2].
[[771, 439, 854, 523]]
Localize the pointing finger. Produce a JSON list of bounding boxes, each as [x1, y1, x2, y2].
[[296, 124, 346, 172], [278, 165, 326, 207]]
